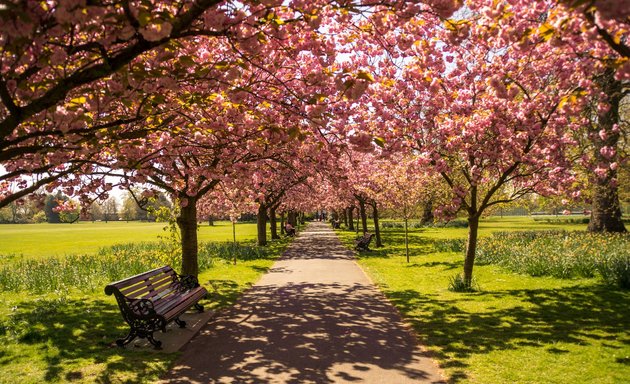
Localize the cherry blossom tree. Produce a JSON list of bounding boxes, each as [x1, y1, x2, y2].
[[374, 155, 435, 262], [338, 2, 593, 287]]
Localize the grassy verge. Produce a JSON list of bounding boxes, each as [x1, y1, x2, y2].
[[0, 231, 290, 383], [336, 217, 630, 383]]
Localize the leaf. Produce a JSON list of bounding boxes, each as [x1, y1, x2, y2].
[[373, 137, 386, 148], [257, 31, 268, 44], [538, 23, 555, 42], [214, 61, 230, 70], [288, 126, 300, 139], [357, 71, 375, 82], [178, 55, 195, 67], [68, 96, 86, 107], [137, 10, 151, 27], [272, 16, 285, 26]]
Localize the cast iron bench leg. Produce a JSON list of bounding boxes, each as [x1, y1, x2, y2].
[[174, 317, 186, 328], [116, 329, 138, 347]]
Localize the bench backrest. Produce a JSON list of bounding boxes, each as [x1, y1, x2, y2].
[[105, 266, 179, 301]]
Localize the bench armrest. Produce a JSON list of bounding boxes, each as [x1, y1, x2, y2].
[[176, 274, 200, 291], [129, 298, 156, 317]]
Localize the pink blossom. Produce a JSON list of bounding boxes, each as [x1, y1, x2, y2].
[[599, 146, 616, 159], [594, 167, 608, 179]]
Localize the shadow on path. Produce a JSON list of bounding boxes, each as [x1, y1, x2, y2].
[[162, 222, 444, 383]]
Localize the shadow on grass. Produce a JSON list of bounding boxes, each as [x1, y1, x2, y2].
[[0, 267, 268, 383], [0, 296, 179, 383], [0, 270, 255, 383], [407, 261, 461, 270], [206, 279, 244, 310], [385, 285, 630, 383]]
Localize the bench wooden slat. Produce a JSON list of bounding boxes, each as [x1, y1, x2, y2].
[[107, 266, 172, 290], [121, 274, 176, 298], [156, 290, 204, 316], [118, 271, 176, 296], [162, 288, 207, 319]]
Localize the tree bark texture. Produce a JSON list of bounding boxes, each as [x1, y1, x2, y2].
[[347, 206, 355, 231], [270, 206, 279, 240], [463, 215, 480, 287], [420, 199, 434, 225], [404, 217, 410, 263], [370, 200, 382, 247], [177, 199, 199, 277], [588, 69, 627, 233], [287, 211, 297, 227], [358, 199, 368, 234], [257, 204, 268, 246]]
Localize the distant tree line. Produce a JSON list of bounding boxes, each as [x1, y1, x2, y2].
[[0, 191, 172, 224]]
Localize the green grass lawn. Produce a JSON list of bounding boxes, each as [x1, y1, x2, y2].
[[381, 215, 587, 241], [0, 221, 258, 258], [0, 221, 290, 383], [337, 216, 630, 384]]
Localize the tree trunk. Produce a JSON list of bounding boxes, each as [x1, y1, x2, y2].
[[177, 199, 199, 277], [347, 206, 355, 231], [589, 181, 626, 232], [232, 221, 237, 265], [420, 199, 434, 225], [270, 206, 280, 240], [588, 69, 627, 233], [342, 208, 348, 227], [257, 204, 267, 246], [280, 212, 286, 235], [404, 217, 410, 263], [287, 211, 297, 227], [463, 215, 480, 288], [370, 200, 382, 247], [208, 215, 214, 226], [359, 199, 368, 234]]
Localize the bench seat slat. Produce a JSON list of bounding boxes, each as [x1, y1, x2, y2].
[[162, 288, 207, 319], [152, 286, 206, 313]]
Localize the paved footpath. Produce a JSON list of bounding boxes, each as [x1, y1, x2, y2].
[[161, 222, 445, 384]]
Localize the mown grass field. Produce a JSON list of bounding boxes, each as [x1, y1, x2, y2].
[[337, 216, 630, 384], [0, 221, 291, 383], [0, 221, 259, 258]]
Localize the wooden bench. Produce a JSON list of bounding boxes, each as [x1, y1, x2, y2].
[[105, 266, 208, 349], [331, 220, 341, 229], [355, 233, 374, 251]]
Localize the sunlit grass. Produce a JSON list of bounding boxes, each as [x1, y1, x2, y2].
[[0, 221, 258, 259], [336, 216, 630, 383]]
